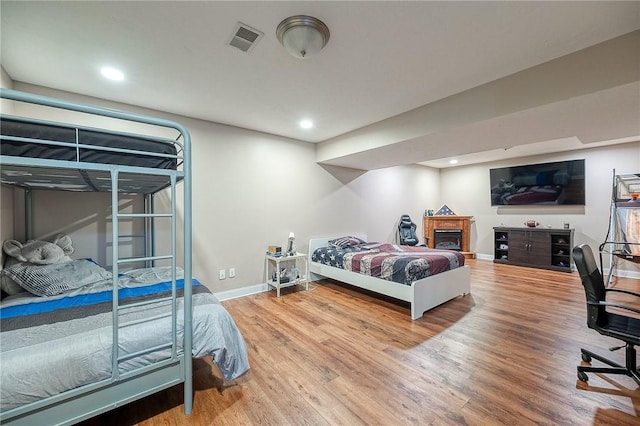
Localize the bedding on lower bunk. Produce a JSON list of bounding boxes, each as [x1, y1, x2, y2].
[[311, 242, 465, 285], [0, 266, 250, 412]]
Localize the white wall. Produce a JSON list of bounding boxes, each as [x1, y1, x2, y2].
[[7, 83, 440, 292], [1, 66, 15, 260], [439, 142, 640, 276], [5, 81, 637, 288], [11, 189, 145, 267]]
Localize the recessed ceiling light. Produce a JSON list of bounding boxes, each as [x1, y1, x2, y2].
[[299, 119, 313, 129], [449, 159, 459, 164], [100, 66, 125, 81]]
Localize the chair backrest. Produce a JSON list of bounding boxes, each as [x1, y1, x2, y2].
[[572, 244, 607, 329], [398, 214, 418, 246]]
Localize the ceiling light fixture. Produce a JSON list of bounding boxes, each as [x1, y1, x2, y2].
[[276, 15, 330, 59], [100, 66, 124, 81], [449, 159, 459, 164], [299, 119, 313, 129]]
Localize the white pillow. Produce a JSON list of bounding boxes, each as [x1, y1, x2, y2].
[[0, 273, 26, 296], [0, 259, 113, 297]]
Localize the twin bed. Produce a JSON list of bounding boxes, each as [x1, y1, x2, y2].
[[0, 89, 249, 425], [309, 235, 471, 320]]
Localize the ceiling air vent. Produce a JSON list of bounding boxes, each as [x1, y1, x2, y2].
[[228, 22, 264, 53]]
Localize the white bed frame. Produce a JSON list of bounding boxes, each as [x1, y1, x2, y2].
[[308, 235, 471, 320]]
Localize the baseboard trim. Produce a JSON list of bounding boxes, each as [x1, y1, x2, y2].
[[214, 283, 269, 301], [475, 253, 493, 261], [603, 268, 640, 280]]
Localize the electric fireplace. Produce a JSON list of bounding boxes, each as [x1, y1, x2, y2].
[[423, 215, 474, 258], [434, 229, 462, 251]]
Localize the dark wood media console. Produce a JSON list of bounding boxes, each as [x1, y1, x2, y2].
[[493, 226, 574, 273]]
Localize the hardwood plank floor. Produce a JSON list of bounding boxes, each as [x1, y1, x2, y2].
[[80, 259, 640, 425]]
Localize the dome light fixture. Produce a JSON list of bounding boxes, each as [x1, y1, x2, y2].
[[276, 15, 330, 59], [299, 119, 314, 129]]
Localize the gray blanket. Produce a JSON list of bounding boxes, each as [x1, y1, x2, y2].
[[0, 267, 250, 411]]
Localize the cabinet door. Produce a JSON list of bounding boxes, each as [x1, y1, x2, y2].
[[508, 230, 530, 263], [527, 231, 551, 267]]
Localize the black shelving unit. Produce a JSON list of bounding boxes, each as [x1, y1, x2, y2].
[[494, 230, 509, 262], [551, 233, 572, 269]]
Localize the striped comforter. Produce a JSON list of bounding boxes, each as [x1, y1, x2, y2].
[[0, 267, 249, 411], [312, 243, 465, 285]]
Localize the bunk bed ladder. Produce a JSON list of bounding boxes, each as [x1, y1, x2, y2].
[[110, 169, 180, 380], [145, 194, 155, 267]]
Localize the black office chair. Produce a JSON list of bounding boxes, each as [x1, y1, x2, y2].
[[398, 214, 419, 246], [572, 244, 640, 385]]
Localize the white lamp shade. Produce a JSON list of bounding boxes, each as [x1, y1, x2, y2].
[[281, 26, 325, 58]]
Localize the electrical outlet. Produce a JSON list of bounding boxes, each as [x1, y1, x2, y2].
[[219, 269, 226, 280], [229, 268, 236, 278]]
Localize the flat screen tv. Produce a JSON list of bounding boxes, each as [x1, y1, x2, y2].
[[490, 159, 585, 206]]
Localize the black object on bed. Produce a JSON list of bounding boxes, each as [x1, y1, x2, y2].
[[1, 116, 178, 170]]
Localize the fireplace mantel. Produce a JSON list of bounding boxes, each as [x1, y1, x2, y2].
[[423, 215, 474, 259]]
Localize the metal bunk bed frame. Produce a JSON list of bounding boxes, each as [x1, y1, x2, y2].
[[600, 169, 640, 286], [0, 89, 193, 425]]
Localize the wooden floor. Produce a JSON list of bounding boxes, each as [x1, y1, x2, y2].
[[81, 259, 640, 425]]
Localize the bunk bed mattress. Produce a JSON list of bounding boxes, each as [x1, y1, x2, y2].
[[0, 268, 249, 411], [311, 242, 465, 285], [0, 117, 178, 169]]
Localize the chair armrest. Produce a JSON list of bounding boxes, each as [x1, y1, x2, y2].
[[590, 300, 640, 315], [605, 288, 640, 299]]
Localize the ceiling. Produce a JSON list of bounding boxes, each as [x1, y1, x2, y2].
[[1, 1, 639, 169]]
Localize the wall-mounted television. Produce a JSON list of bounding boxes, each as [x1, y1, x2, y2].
[[490, 159, 585, 206]]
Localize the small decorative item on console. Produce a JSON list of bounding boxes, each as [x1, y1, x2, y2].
[[267, 245, 283, 257], [524, 220, 540, 228]]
